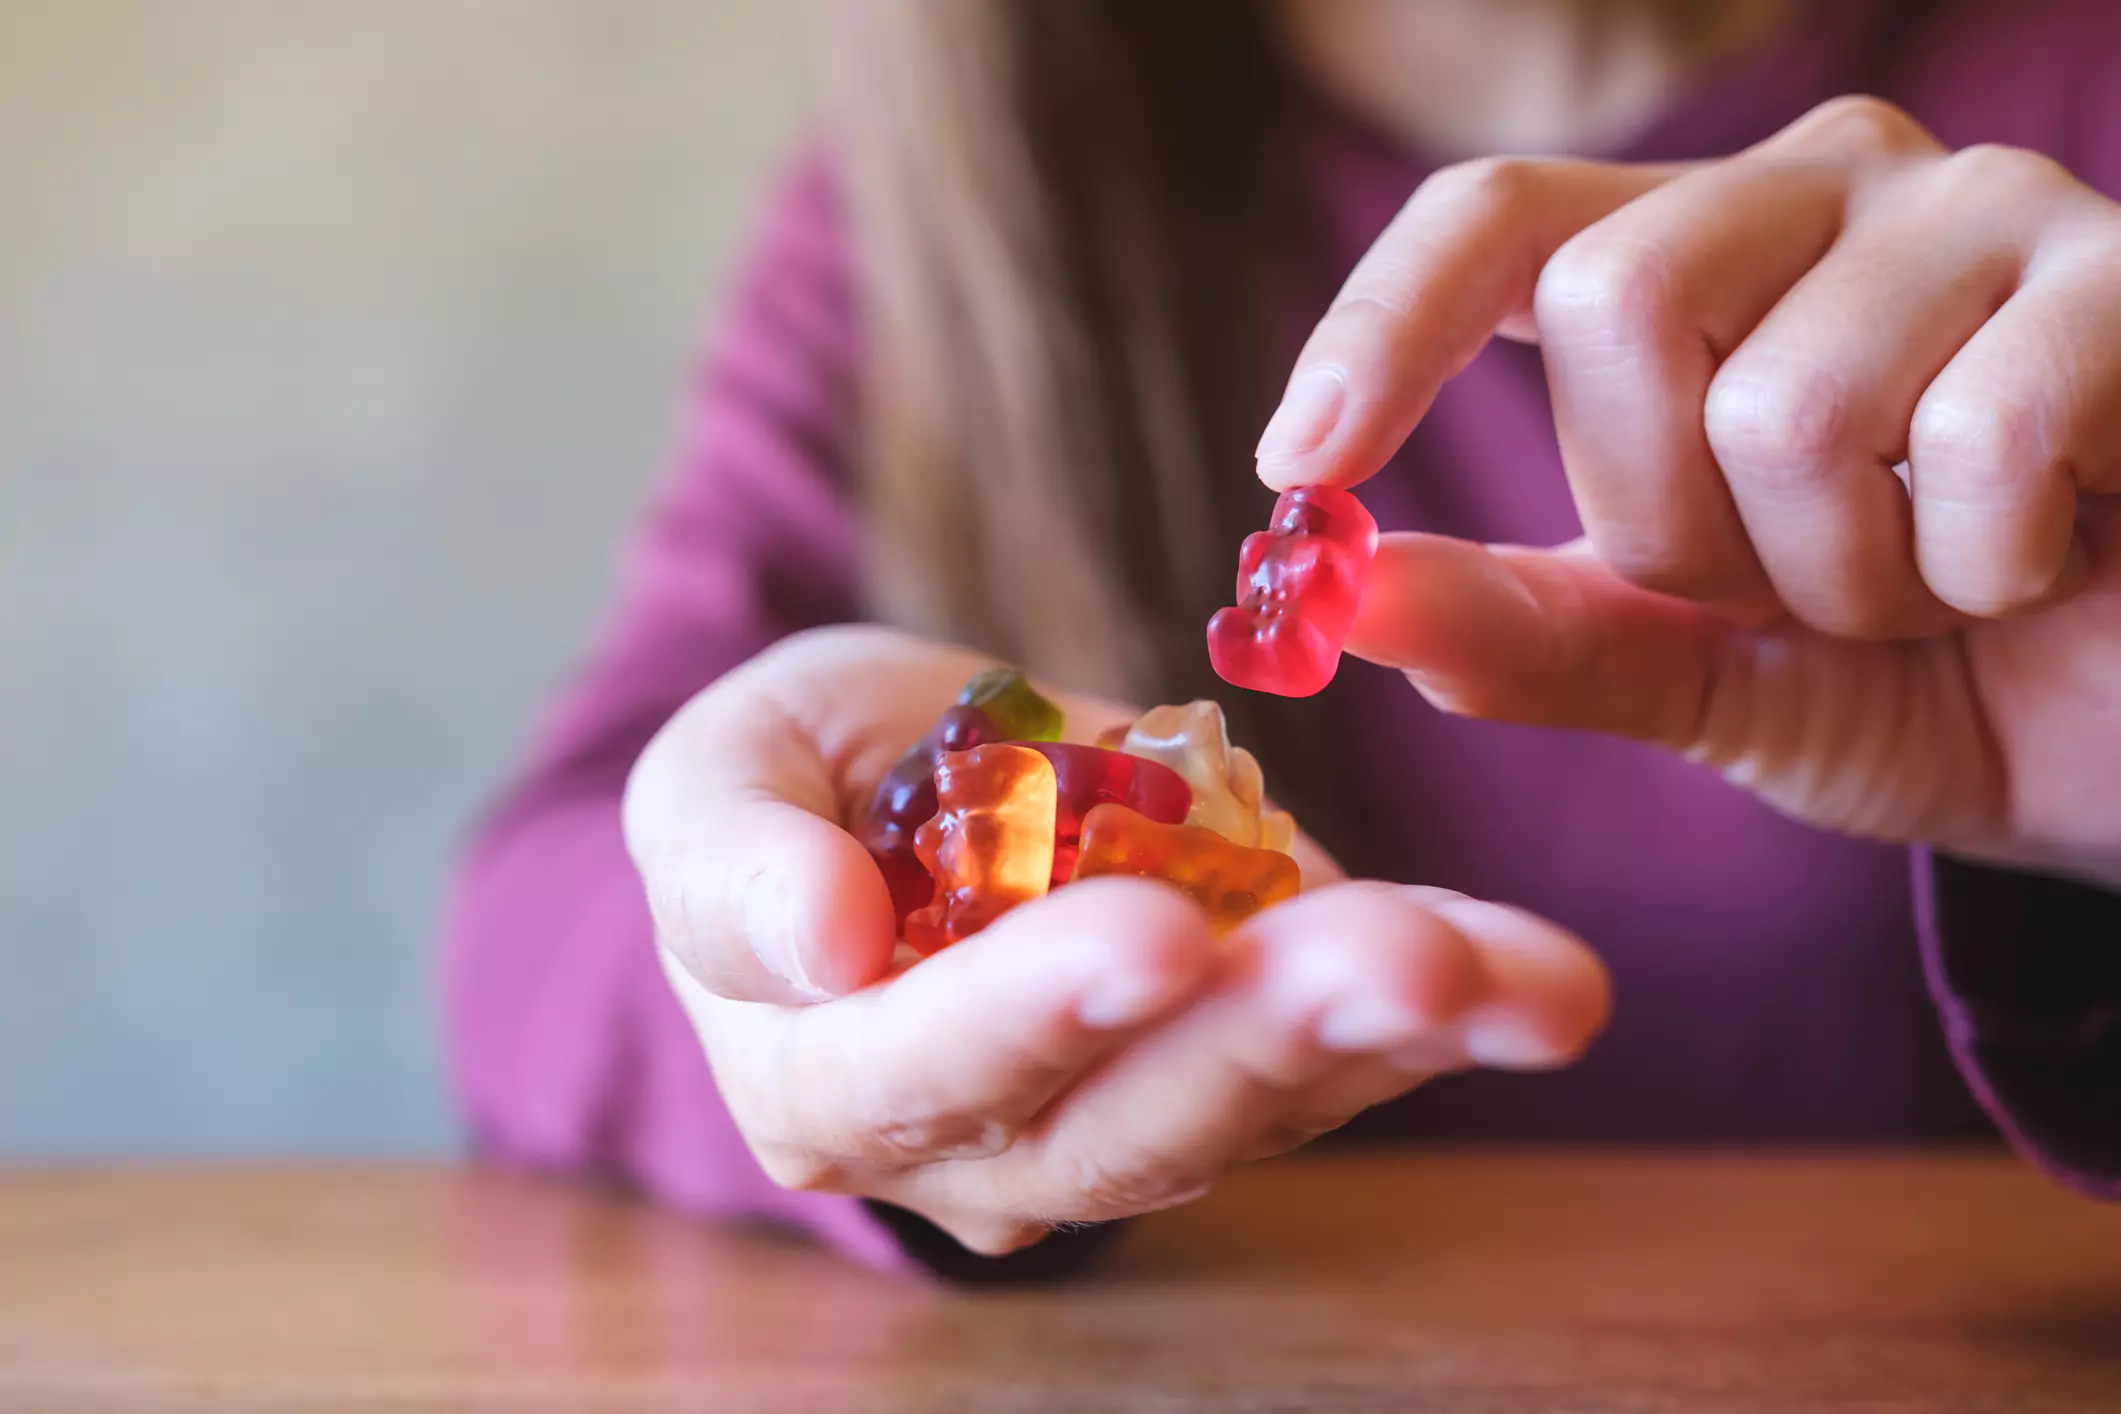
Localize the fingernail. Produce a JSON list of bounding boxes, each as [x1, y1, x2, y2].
[[1255, 368, 1346, 482], [1317, 997, 1424, 1051], [747, 881, 824, 998], [1078, 972, 1171, 1029], [1461, 1016, 1560, 1069]]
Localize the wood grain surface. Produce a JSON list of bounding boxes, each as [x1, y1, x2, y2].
[[3, 1152, 2119, 1412]]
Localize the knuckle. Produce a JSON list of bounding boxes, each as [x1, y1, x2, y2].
[[1942, 143, 2073, 207], [1910, 388, 2049, 500], [854, 1079, 1018, 1164], [1308, 290, 1409, 378], [1062, 1151, 1213, 1220], [1535, 231, 1677, 350], [1791, 94, 1932, 159], [1320, 289, 1415, 344], [1587, 522, 1715, 599], [1416, 154, 1545, 221], [1531, 564, 1612, 707], [646, 868, 707, 946], [643, 876, 740, 993], [863, 1111, 1016, 1165], [2054, 220, 2121, 274], [1704, 360, 1855, 489]]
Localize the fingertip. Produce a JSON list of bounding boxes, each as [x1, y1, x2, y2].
[[1248, 882, 1487, 1043], [1429, 897, 1613, 1068], [657, 801, 898, 1004], [769, 809, 902, 997], [1255, 456, 1305, 494], [1921, 516, 2087, 621], [1255, 366, 1349, 491], [1458, 984, 1610, 1069], [1068, 869, 1217, 940], [1040, 878, 1222, 1026], [945, 876, 1218, 1032]]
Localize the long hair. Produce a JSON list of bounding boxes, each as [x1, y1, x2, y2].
[[821, 1, 1288, 707]]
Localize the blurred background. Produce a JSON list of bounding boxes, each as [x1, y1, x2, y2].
[[0, 1, 809, 1157]]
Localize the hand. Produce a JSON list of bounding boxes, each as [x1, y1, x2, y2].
[[1259, 97, 2121, 889], [622, 625, 1610, 1254]]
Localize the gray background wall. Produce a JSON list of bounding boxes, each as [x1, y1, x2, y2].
[[0, 1, 810, 1156]]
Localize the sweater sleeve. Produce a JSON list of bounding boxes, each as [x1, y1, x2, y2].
[[438, 150, 915, 1271], [438, 150, 1125, 1281], [1915, 853, 2121, 1199]]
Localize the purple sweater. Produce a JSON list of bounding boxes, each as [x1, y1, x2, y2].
[[442, 0, 2121, 1278]]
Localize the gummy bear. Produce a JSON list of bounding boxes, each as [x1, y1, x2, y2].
[[904, 744, 1059, 954], [871, 847, 938, 926], [855, 703, 999, 923], [1072, 803, 1300, 930], [1022, 743, 1191, 886], [1207, 485, 1378, 697], [1115, 700, 1295, 854], [958, 668, 1065, 743]]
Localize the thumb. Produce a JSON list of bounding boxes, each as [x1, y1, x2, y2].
[[1347, 532, 1730, 748], [623, 685, 898, 1007], [1345, 532, 2007, 847]]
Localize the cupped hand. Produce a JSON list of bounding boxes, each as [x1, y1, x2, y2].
[[622, 626, 1609, 1254], [1261, 97, 2121, 888]]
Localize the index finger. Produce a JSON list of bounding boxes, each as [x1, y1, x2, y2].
[[1256, 157, 1684, 492]]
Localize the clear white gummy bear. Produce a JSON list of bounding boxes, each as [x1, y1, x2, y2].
[[1116, 700, 1296, 855]]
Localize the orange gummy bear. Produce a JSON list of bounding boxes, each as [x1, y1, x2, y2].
[[1071, 802, 1300, 931], [905, 743, 1058, 954]]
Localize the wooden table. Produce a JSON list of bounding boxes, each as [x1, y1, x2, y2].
[[3, 1152, 2120, 1412]]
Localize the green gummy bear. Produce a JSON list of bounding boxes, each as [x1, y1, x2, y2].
[[958, 668, 1065, 743]]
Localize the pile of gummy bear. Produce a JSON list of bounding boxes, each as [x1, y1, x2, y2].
[[854, 483, 1379, 954], [855, 671, 1303, 954]]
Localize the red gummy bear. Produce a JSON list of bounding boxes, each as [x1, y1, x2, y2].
[[1206, 485, 1378, 698], [1021, 743, 1191, 885]]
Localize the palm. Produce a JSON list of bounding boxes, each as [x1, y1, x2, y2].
[[682, 626, 1340, 915], [632, 624, 1612, 1256], [714, 628, 1128, 815]]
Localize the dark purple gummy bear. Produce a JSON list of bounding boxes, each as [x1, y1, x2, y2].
[[856, 704, 999, 922]]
